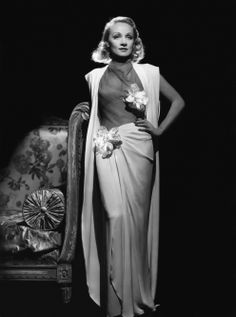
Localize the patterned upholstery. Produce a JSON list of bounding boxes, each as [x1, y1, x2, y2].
[[0, 104, 89, 303], [0, 119, 68, 256]]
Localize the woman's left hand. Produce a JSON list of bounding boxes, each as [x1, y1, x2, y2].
[[134, 118, 162, 137]]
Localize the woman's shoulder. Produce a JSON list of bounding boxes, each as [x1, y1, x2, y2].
[[133, 63, 160, 79], [137, 63, 159, 72]]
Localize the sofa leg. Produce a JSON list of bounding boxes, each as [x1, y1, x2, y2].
[[60, 285, 72, 303], [57, 264, 72, 303]]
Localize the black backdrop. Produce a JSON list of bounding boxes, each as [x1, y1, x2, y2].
[[0, 1, 234, 317]]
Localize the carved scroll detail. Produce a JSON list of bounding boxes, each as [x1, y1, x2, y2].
[[57, 263, 72, 283]]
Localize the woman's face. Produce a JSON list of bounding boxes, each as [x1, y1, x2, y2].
[[108, 22, 134, 58]]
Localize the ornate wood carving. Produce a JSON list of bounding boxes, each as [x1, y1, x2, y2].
[[57, 263, 72, 284], [60, 286, 72, 304], [0, 267, 56, 281], [59, 102, 89, 263]]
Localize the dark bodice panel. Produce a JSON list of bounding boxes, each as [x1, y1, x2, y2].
[[98, 61, 143, 130]]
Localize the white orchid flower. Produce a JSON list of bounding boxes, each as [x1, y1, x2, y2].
[[93, 127, 122, 159], [124, 83, 148, 112], [102, 142, 114, 158]]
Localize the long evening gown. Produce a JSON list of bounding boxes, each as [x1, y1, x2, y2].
[[82, 61, 160, 317]]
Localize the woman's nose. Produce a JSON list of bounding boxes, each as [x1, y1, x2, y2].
[[120, 37, 127, 46]]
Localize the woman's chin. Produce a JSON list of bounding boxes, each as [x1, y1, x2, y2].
[[110, 52, 132, 62]]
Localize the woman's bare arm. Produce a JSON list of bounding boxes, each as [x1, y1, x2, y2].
[[157, 74, 185, 135], [135, 74, 185, 136]]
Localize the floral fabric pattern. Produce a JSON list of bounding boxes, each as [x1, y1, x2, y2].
[[0, 124, 68, 223]]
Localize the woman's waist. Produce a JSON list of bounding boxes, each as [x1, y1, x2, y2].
[[99, 115, 136, 131], [96, 121, 152, 141]]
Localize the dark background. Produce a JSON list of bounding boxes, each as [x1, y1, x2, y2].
[[0, 1, 234, 317]]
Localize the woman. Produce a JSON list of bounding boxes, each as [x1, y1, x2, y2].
[[81, 16, 185, 317]]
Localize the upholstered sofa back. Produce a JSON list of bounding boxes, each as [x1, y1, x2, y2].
[[0, 121, 68, 224], [0, 120, 68, 255]]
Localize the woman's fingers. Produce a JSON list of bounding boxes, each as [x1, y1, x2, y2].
[[135, 119, 147, 126], [135, 119, 157, 135], [135, 120, 150, 129], [135, 121, 151, 133], [135, 119, 146, 123]]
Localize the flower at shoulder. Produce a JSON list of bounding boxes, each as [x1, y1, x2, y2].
[[93, 127, 122, 159], [124, 83, 148, 112]]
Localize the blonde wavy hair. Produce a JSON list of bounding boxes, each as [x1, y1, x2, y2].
[[91, 16, 145, 64]]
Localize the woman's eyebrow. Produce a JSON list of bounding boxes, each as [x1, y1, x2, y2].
[[111, 32, 133, 36]]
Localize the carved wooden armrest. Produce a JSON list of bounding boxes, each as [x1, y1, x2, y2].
[[58, 102, 90, 264]]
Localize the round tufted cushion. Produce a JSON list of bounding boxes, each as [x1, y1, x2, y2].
[[22, 188, 65, 230]]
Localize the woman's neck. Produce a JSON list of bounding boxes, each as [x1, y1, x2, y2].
[[110, 53, 132, 64]]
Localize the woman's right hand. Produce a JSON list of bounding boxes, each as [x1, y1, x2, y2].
[[134, 118, 162, 137]]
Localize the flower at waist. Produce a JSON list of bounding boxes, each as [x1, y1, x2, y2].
[[124, 83, 149, 112], [93, 126, 122, 159]]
